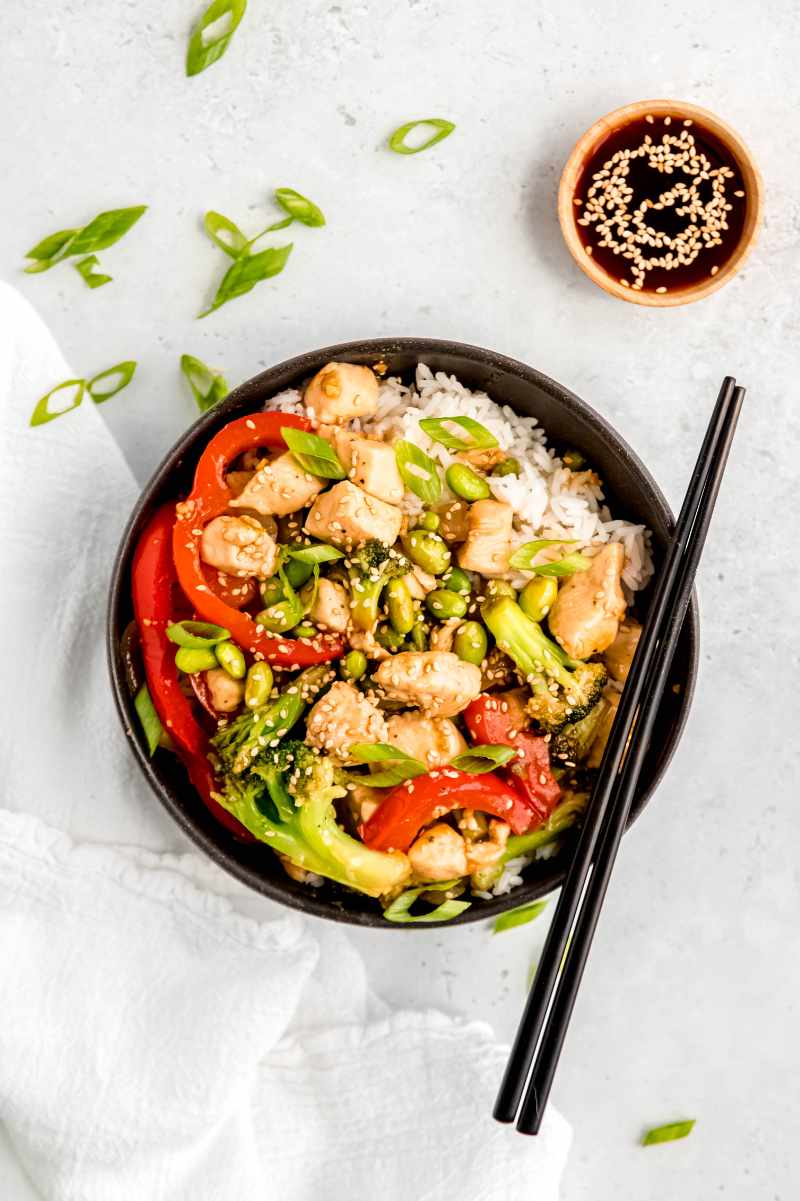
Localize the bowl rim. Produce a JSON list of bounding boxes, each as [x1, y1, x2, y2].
[[558, 98, 764, 308], [107, 336, 699, 929]]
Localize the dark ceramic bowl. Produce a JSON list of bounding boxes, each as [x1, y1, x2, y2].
[[108, 338, 698, 928]]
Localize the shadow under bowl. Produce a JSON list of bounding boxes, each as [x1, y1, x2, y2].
[[108, 338, 699, 928]]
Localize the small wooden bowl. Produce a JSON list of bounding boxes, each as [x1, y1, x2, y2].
[[558, 99, 763, 307]]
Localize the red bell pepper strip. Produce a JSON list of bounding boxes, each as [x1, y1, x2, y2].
[[131, 502, 250, 839], [171, 412, 345, 668], [360, 768, 535, 853], [463, 693, 561, 825], [203, 567, 258, 610]]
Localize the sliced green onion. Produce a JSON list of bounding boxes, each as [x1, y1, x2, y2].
[[23, 228, 78, 272], [533, 553, 591, 578], [508, 539, 577, 571], [493, 899, 549, 934], [203, 210, 249, 258], [74, 255, 112, 289], [388, 118, 456, 155], [166, 620, 230, 648], [274, 187, 326, 227], [348, 742, 427, 788], [134, 684, 163, 757], [419, 415, 498, 452], [451, 744, 517, 774], [67, 207, 148, 256], [86, 361, 137, 404], [395, 440, 442, 504], [28, 379, 85, 427], [383, 879, 470, 924], [186, 0, 248, 77], [180, 354, 229, 412], [200, 243, 293, 317], [286, 542, 344, 564], [641, 1120, 696, 1146], [281, 426, 346, 480]]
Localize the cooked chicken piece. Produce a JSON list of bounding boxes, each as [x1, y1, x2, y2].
[[278, 856, 324, 887], [204, 668, 245, 713], [480, 646, 516, 691], [436, 499, 470, 544], [225, 469, 255, 497], [304, 480, 403, 549], [402, 565, 437, 600], [229, 451, 324, 518], [308, 578, 350, 633], [407, 823, 468, 882], [461, 816, 510, 873], [457, 499, 513, 577], [347, 625, 391, 661], [200, 515, 278, 579], [305, 681, 387, 761], [384, 712, 467, 770], [318, 425, 358, 464], [343, 780, 384, 827], [348, 438, 404, 505], [456, 446, 507, 471], [429, 618, 461, 653], [548, 542, 627, 659], [304, 361, 380, 425], [587, 686, 620, 768], [604, 618, 642, 683], [373, 651, 482, 718]]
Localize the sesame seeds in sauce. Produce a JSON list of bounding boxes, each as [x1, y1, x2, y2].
[[573, 114, 747, 292]]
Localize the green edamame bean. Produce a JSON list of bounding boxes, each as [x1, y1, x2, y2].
[[284, 558, 314, 588], [492, 457, 521, 478], [342, 650, 367, 681], [419, 511, 440, 532], [445, 462, 491, 502], [259, 577, 284, 607], [453, 620, 488, 666], [255, 605, 294, 633], [292, 622, 317, 638], [386, 577, 415, 635], [519, 577, 559, 622], [376, 623, 406, 651], [175, 647, 218, 674], [426, 589, 468, 621], [485, 579, 517, 602], [245, 661, 274, 708], [215, 639, 246, 679], [409, 621, 428, 651], [444, 566, 472, 595], [401, 530, 451, 576]]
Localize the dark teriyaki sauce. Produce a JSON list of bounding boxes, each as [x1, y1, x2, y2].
[[573, 113, 747, 293]]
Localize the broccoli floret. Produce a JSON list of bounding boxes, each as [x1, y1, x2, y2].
[[550, 698, 608, 764], [348, 539, 410, 631], [482, 596, 607, 735]]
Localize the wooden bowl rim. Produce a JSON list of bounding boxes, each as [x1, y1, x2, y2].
[[558, 99, 764, 308]]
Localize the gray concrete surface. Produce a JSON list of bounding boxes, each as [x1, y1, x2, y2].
[[2, 1, 799, 1197]]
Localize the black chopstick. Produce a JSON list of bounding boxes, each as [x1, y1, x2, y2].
[[493, 378, 744, 1130]]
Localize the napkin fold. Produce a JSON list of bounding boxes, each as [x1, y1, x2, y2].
[[0, 284, 570, 1201]]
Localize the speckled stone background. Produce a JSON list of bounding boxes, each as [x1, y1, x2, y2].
[[2, 1, 799, 1197]]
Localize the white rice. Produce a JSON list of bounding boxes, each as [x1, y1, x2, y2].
[[266, 363, 652, 592]]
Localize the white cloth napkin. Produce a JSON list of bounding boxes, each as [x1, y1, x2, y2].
[[0, 283, 571, 1201]]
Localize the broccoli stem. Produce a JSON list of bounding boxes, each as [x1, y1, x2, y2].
[[482, 596, 577, 688]]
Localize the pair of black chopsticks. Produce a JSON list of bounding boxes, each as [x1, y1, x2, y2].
[[495, 376, 745, 1135]]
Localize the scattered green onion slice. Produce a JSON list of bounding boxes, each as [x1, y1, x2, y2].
[[388, 118, 456, 155], [134, 684, 163, 757], [419, 415, 498, 452], [395, 440, 442, 504], [274, 187, 326, 227], [286, 542, 344, 564], [28, 379, 85, 427], [23, 228, 78, 273], [199, 243, 293, 316], [186, 0, 248, 77], [180, 354, 229, 412], [166, 620, 230, 649], [383, 879, 470, 924], [24, 207, 147, 274], [281, 426, 346, 480], [86, 361, 137, 404], [451, 744, 517, 774], [204, 210, 249, 258], [74, 255, 112, 289], [533, 553, 591, 578], [349, 742, 427, 788], [641, 1120, 696, 1147], [508, 539, 577, 571], [493, 899, 549, 934]]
